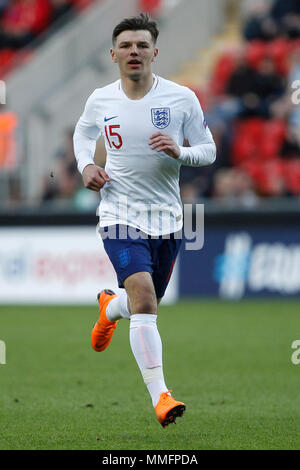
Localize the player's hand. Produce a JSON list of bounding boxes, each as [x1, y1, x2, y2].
[[82, 164, 110, 191], [149, 132, 180, 159]]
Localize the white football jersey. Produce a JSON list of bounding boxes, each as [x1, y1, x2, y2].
[[73, 75, 216, 235]]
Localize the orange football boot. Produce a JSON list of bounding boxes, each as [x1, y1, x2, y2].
[[91, 289, 118, 352], [155, 390, 186, 428]]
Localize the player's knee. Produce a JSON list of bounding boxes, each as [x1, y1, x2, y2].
[[130, 291, 157, 314]]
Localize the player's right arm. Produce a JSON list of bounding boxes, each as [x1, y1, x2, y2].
[[73, 90, 110, 191], [81, 164, 110, 191]]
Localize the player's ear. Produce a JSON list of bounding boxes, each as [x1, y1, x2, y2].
[[152, 48, 159, 62], [110, 48, 118, 63]]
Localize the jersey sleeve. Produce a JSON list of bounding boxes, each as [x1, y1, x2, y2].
[[178, 90, 216, 167], [73, 90, 102, 174]]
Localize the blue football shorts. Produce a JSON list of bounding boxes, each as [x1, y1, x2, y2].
[[100, 224, 182, 299]]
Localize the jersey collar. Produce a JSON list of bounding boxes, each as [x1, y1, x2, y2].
[[118, 74, 159, 102]]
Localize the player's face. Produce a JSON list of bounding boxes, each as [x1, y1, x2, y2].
[[111, 30, 158, 81]]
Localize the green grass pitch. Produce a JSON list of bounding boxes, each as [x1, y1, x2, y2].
[[0, 300, 300, 450]]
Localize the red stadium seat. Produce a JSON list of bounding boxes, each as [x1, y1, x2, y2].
[[289, 38, 300, 55], [232, 118, 265, 164], [210, 51, 236, 96], [242, 118, 264, 141], [0, 49, 16, 78], [253, 159, 285, 196], [232, 118, 287, 165], [282, 160, 300, 195], [260, 120, 286, 160], [232, 135, 251, 164], [241, 159, 263, 181], [245, 40, 289, 76], [266, 39, 290, 76], [245, 41, 266, 69], [0, 49, 15, 68]]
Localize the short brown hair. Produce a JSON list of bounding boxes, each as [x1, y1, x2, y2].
[[112, 13, 159, 44]]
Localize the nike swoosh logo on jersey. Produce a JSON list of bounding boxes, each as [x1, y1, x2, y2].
[[104, 116, 118, 122]]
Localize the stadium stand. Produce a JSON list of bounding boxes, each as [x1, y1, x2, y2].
[[0, 0, 97, 78], [1, 0, 299, 208], [0, 0, 224, 209], [173, 0, 300, 202]]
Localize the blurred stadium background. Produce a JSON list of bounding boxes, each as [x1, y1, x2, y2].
[[1, 0, 300, 452], [0, 0, 300, 303]]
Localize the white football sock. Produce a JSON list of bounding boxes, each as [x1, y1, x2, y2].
[[129, 314, 168, 407], [106, 291, 131, 322]]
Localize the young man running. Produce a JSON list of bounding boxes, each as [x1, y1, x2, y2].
[[73, 13, 216, 428]]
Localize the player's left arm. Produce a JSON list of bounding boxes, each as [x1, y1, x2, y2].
[[149, 90, 216, 166], [149, 131, 181, 159]]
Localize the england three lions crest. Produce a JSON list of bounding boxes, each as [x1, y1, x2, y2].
[[151, 107, 171, 129]]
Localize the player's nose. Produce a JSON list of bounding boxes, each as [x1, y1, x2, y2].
[[129, 44, 138, 54]]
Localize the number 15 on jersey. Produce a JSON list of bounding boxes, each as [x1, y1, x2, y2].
[[105, 124, 123, 149]]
